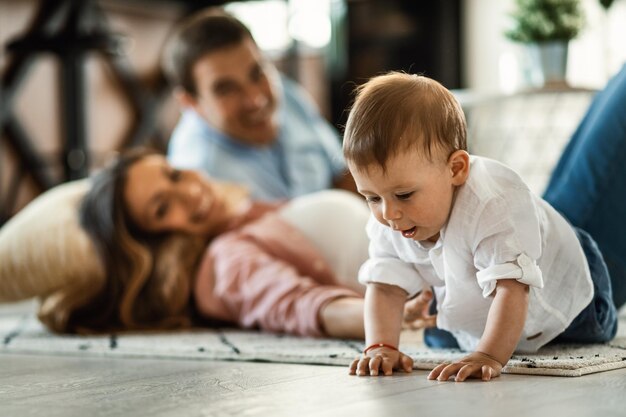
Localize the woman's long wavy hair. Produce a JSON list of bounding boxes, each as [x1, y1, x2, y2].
[[42, 148, 207, 333]]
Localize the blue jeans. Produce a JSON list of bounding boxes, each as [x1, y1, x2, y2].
[[543, 64, 626, 309], [550, 228, 617, 344], [424, 228, 617, 348]]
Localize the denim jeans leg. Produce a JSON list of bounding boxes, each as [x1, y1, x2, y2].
[[423, 289, 460, 349], [424, 327, 461, 349], [543, 64, 626, 309], [550, 228, 618, 344]]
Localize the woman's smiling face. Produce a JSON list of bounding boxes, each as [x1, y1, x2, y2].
[[123, 155, 231, 237]]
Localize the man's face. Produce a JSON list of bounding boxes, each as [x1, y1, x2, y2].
[[185, 38, 279, 146], [349, 148, 469, 243]]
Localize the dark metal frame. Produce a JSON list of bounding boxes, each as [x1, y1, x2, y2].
[[0, 0, 170, 226]]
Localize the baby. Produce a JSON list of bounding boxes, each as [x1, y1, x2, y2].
[[343, 72, 618, 381]]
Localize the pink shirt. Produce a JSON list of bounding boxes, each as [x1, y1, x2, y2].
[[193, 207, 361, 337]]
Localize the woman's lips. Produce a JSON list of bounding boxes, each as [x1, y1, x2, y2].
[[192, 194, 213, 223], [401, 226, 417, 239]]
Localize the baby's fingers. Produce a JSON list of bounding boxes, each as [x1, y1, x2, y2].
[[380, 356, 396, 376], [481, 365, 493, 381], [349, 357, 360, 375], [454, 364, 497, 382], [455, 363, 480, 382], [355, 356, 371, 376], [369, 355, 384, 376], [435, 362, 465, 381], [400, 353, 414, 373], [427, 362, 449, 380]]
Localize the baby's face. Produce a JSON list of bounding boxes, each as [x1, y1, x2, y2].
[[350, 148, 469, 243]]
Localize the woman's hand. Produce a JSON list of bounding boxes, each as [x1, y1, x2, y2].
[[403, 289, 437, 330], [427, 351, 503, 382], [349, 346, 414, 376]]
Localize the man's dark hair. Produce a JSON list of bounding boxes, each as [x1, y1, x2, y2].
[[162, 8, 253, 95]]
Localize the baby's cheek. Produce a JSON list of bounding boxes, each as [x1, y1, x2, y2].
[[372, 211, 389, 227]]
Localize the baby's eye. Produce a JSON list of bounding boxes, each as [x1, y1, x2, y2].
[[396, 192, 414, 201], [365, 196, 381, 204]]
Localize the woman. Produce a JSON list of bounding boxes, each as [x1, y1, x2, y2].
[[47, 148, 382, 338]]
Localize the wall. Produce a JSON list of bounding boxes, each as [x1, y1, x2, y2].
[[463, 0, 626, 93]]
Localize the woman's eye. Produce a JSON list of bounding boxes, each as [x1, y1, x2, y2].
[[155, 202, 170, 219], [365, 196, 381, 204], [396, 192, 414, 200], [170, 169, 182, 182]]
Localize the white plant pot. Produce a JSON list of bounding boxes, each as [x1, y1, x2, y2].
[[529, 41, 569, 87]]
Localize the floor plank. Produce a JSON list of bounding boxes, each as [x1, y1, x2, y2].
[[1, 353, 625, 417]]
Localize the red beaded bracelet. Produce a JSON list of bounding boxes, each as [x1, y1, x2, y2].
[[363, 343, 399, 354]]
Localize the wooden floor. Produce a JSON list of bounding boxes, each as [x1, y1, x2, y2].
[[1, 353, 625, 417], [1, 302, 626, 417]]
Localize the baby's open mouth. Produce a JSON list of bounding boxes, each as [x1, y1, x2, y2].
[[402, 226, 417, 238]]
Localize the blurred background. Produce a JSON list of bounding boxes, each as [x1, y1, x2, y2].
[[1, 0, 625, 224]]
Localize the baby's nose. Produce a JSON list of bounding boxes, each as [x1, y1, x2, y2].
[[382, 201, 401, 221]]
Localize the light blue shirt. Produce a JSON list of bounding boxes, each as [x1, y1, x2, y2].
[[167, 76, 346, 201]]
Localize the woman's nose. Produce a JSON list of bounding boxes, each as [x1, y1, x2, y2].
[[178, 180, 202, 207]]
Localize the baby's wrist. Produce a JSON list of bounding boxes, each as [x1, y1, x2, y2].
[[472, 350, 506, 367], [363, 342, 398, 355]]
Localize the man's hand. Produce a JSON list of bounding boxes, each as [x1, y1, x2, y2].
[[427, 351, 503, 382], [403, 289, 437, 330], [349, 347, 414, 376]]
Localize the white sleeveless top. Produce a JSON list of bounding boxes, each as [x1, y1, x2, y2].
[[278, 190, 369, 295]]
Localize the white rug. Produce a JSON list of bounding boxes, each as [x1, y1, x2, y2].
[[2, 311, 625, 377]]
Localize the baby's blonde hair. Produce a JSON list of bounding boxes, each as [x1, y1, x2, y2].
[[343, 72, 467, 171]]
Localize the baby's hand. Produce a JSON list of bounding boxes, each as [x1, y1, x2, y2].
[[348, 347, 413, 376], [427, 351, 503, 382]]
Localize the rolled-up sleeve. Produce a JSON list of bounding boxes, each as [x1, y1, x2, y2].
[[476, 253, 544, 297], [358, 217, 427, 297], [473, 196, 544, 297]]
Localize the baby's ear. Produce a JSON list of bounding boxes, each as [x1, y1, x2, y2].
[[449, 150, 470, 186]]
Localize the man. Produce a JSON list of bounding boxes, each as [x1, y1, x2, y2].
[[162, 8, 352, 200]]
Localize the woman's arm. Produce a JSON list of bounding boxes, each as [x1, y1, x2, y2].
[[428, 279, 529, 382], [319, 296, 364, 339], [196, 235, 362, 338]]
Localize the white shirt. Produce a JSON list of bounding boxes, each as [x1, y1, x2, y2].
[[359, 156, 594, 352]]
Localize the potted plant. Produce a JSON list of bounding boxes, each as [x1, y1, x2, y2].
[[505, 0, 585, 86]]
